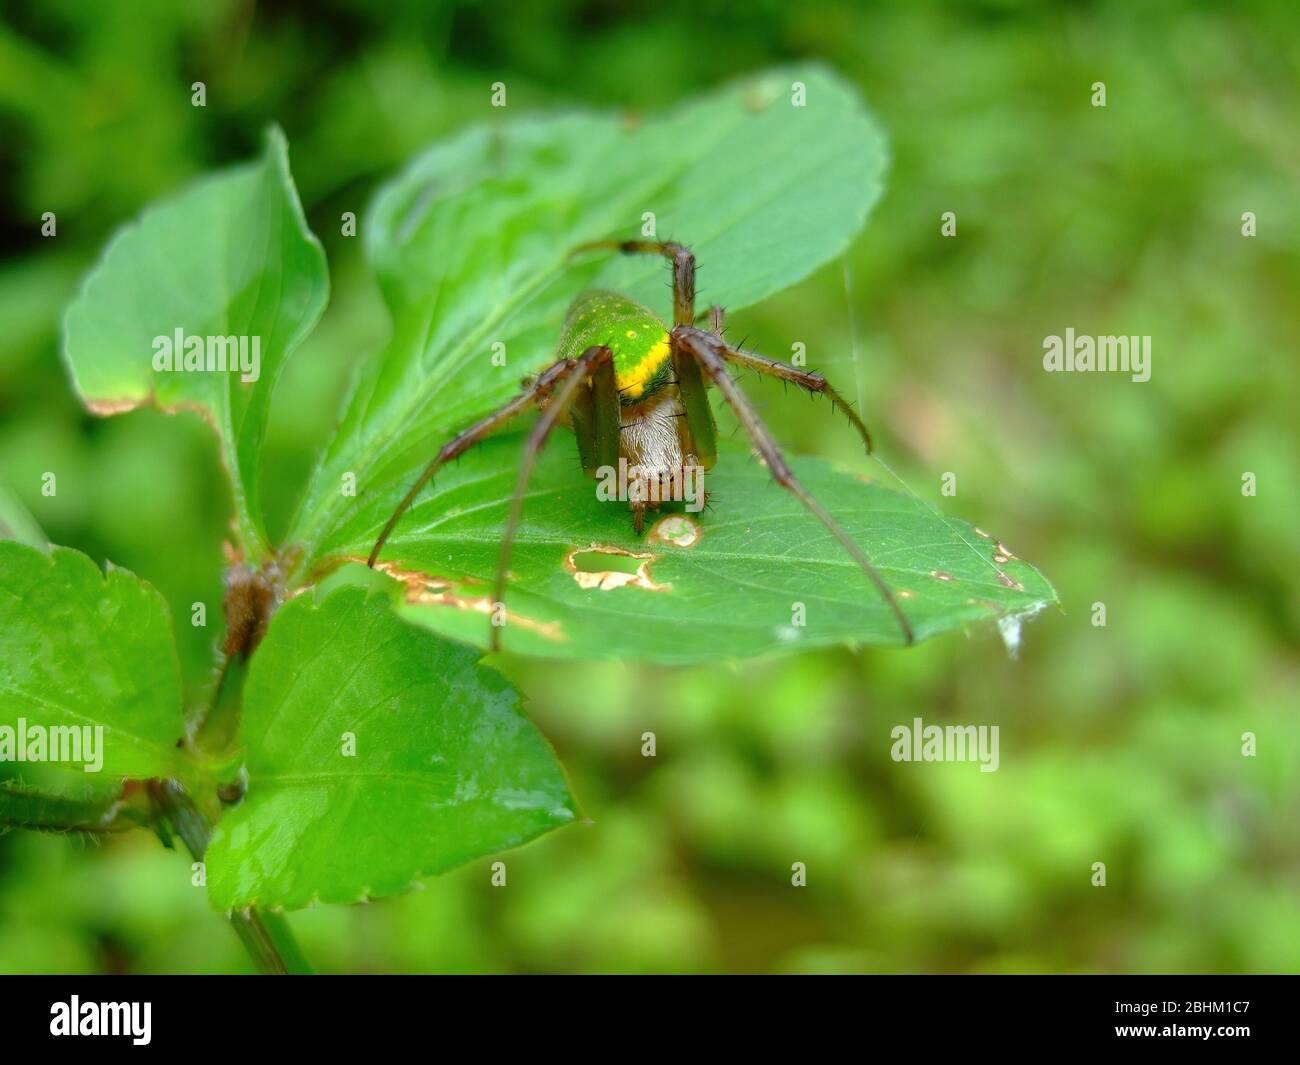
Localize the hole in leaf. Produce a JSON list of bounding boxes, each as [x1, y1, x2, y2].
[[571, 550, 643, 576], [565, 545, 668, 592]]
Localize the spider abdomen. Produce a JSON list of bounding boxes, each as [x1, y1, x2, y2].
[[557, 290, 674, 405]]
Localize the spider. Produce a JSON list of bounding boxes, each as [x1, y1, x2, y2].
[[367, 240, 914, 649]]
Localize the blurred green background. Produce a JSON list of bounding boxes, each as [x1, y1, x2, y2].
[[1, 0, 1297, 973]]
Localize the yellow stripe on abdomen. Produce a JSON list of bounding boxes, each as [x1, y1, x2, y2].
[[614, 335, 672, 401]]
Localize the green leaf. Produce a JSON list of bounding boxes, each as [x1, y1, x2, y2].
[[288, 64, 884, 558], [0, 481, 47, 550], [62, 127, 328, 559], [274, 64, 1055, 659], [204, 584, 577, 911], [312, 435, 1057, 662], [0, 542, 184, 779]]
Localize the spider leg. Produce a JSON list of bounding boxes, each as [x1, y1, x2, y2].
[[671, 331, 719, 469], [715, 342, 875, 453], [672, 325, 914, 646], [570, 239, 695, 326], [368, 357, 578, 568], [490, 344, 614, 651], [569, 349, 620, 477]]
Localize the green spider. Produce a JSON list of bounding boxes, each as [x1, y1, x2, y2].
[[368, 240, 914, 649]]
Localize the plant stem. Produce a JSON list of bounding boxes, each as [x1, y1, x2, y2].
[[172, 559, 310, 972], [148, 779, 312, 975], [192, 652, 249, 757]]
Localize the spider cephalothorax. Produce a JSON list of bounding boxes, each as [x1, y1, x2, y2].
[[368, 240, 913, 648]]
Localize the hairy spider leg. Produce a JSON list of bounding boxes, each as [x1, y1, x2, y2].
[[670, 328, 718, 470], [671, 325, 914, 646], [573, 244, 866, 449], [571, 240, 696, 326], [367, 351, 612, 569], [490, 344, 614, 650], [568, 346, 620, 477], [715, 343, 875, 453]]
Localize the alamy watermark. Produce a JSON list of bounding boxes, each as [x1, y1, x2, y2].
[[595, 458, 705, 512], [50, 997, 150, 1045], [891, 717, 999, 773], [152, 328, 261, 383], [0, 718, 104, 772], [1042, 328, 1150, 383]]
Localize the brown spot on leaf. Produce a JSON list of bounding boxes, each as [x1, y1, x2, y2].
[[930, 570, 955, 582], [996, 571, 1024, 591], [365, 558, 453, 595], [648, 514, 701, 549], [992, 541, 1017, 564], [87, 397, 146, 416], [363, 558, 565, 641]]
